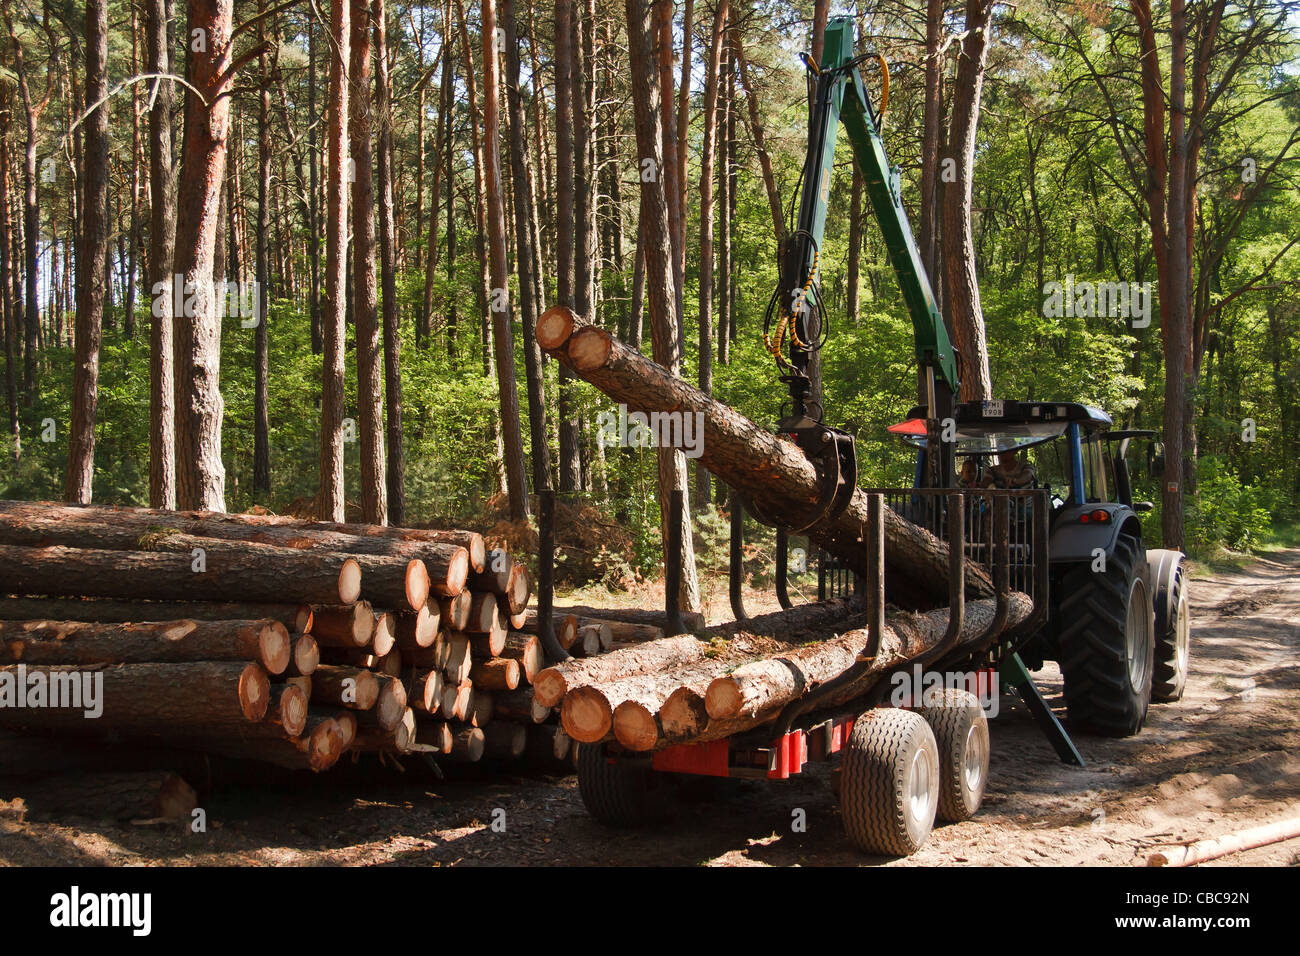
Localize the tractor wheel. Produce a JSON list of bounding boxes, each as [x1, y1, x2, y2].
[[575, 744, 663, 826], [840, 708, 939, 856], [1058, 533, 1155, 737], [918, 689, 989, 823], [1152, 563, 1190, 702]]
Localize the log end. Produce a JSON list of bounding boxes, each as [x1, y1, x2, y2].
[[239, 663, 272, 722], [532, 668, 566, 709], [568, 326, 614, 372], [405, 559, 432, 611], [704, 677, 743, 720], [612, 700, 659, 752], [292, 634, 320, 676], [561, 686, 613, 744], [338, 559, 363, 605], [260, 622, 292, 675], [277, 683, 309, 737], [371, 613, 396, 657], [536, 304, 579, 351]]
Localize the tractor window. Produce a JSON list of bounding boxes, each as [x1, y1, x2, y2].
[[1083, 435, 1109, 502], [1028, 439, 1070, 505]]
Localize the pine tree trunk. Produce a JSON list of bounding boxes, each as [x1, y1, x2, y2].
[[254, 6, 273, 498], [65, 0, 110, 505], [321, 0, 351, 521]]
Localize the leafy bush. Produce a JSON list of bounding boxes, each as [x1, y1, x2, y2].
[[1186, 456, 1274, 553]]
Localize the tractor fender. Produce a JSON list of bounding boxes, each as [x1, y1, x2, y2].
[[1146, 548, 1186, 635], [1048, 504, 1142, 565]]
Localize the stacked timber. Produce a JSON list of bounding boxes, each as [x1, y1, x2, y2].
[[0, 501, 674, 777]]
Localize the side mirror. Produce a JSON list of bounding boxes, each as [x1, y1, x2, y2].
[[1134, 501, 1154, 513]]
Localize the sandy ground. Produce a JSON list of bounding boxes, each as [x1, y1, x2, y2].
[[1, 549, 1297, 867]]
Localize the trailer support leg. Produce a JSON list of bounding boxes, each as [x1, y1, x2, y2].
[[999, 652, 1086, 767]]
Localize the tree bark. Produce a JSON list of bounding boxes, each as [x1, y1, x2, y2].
[[146, 0, 177, 508], [65, 0, 110, 504], [320, 0, 351, 521]]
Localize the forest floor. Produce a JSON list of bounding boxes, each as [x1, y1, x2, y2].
[[1, 549, 1297, 867]]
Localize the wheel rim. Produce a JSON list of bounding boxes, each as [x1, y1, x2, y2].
[[1126, 579, 1151, 692], [1174, 584, 1190, 676], [907, 747, 933, 825], [963, 721, 986, 794]]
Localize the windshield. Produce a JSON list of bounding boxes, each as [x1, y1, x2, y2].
[[900, 421, 1068, 456]]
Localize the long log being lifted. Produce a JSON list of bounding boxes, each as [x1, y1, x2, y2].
[[536, 307, 991, 609]]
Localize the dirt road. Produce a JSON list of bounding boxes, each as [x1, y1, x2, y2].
[[2, 550, 1297, 867]]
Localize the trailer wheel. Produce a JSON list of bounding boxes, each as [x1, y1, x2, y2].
[[1058, 533, 1154, 737], [840, 708, 939, 856], [1152, 563, 1190, 703], [918, 689, 989, 823], [576, 744, 661, 826]]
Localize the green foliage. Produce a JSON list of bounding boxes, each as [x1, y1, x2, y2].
[[1185, 457, 1275, 555]]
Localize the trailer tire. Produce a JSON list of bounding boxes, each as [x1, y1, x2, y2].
[[1152, 563, 1190, 703], [576, 745, 662, 827], [840, 708, 939, 856], [1058, 533, 1154, 737], [918, 689, 988, 823]]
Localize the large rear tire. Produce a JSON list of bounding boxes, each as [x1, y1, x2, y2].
[[1152, 563, 1190, 702], [840, 708, 939, 856], [918, 689, 989, 823], [1058, 534, 1155, 737]]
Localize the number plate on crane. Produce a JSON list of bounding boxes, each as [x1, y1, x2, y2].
[[983, 400, 1005, 418]]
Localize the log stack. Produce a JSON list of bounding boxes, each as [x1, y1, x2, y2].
[[0, 501, 674, 777]]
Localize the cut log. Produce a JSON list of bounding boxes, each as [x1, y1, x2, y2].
[[0, 596, 310, 632], [310, 665, 379, 710], [536, 308, 993, 608], [470, 657, 520, 691], [468, 691, 494, 728], [1147, 817, 1300, 867], [504, 564, 530, 615], [519, 608, 577, 649], [309, 603, 375, 648], [353, 706, 416, 752], [500, 632, 543, 683], [395, 604, 439, 650], [333, 711, 358, 751], [493, 687, 548, 723], [0, 618, 290, 674], [534, 634, 705, 709], [0, 543, 361, 606], [445, 725, 485, 761], [373, 675, 408, 731], [0, 661, 269, 729], [577, 618, 663, 643], [285, 676, 312, 705], [443, 633, 471, 682], [371, 613, 397, 656], [287, 634, 320, 677], [414, 716, 453, 752], [470, 549, 513, 595], [209, 714, 343, 772], [469, 631, 507, 659], [13, 770, 199, 821], [558, 604, 705, 634], [347, 555, 432, 610], [482, 721, 526, 759], [439, 591, 472, 632], [0, 504, 475, 592], [570, 625, 603, 657], [465, 592, 499, 634], [440, 680, 474, 721], [564, 658, 733, 746], [409, 669, 444, 713], [265, 682, 309, 737]]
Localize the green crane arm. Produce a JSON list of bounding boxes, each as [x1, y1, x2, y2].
[[783, 16, 960, 398]]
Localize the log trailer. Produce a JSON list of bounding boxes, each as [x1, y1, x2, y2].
[[570, 17, 1192, 856]]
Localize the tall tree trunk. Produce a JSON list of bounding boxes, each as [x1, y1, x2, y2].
[[146, 0, 177, 508], [307, 16, 323, 355], [917, 0, 943, 284], [694, 0, 729, 503], [482, 0, 530, 520], [350, 0, 388, 525], [676, 0, 694, 228], [253, 3, 273, 499], [940, 0, 993, 403], [656, 0, 683, 329], [553, 0, 581, 491], [65, 0, 110, 504], [0, 111, 18, 459], [846, 165, 862, 325], [503, 0, 552, 493], [735, 37, 784, 242], [321, 0, 351, 520], [717, 27, 732, 366], [625, 0, 701, 613], [374, 0, 406, 525]]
